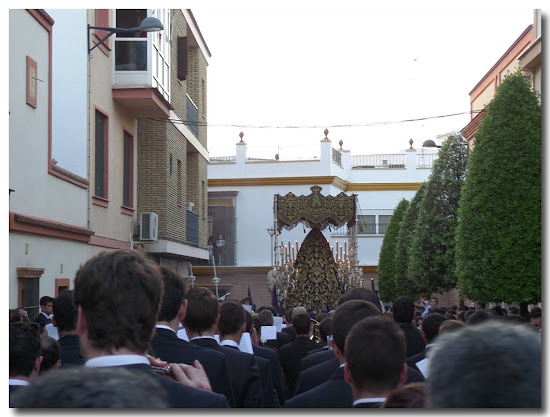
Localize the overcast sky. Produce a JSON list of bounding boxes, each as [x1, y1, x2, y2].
[[191, 5, 536, 159]]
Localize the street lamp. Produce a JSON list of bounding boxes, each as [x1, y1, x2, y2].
[[88, 16, 164, 54]]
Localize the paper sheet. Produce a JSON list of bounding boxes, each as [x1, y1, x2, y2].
[[239, 332, 254, 354], [416, 357, 429, 378], [273, 316, 283, 332], [261, 325, 277, 340], [45, 323, 59, 340]]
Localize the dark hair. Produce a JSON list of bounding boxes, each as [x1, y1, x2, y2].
[[463, 309, 475, 322], [318, 317, 332, 342], [292, 312, 312, 336], [184, 287, 219, 333], [244, 309, 253, 333], [9, 309, 24, 323], [259, 309, 274, 326], [421, 313, 446, 343], [252, 314, 261, 334], [332, 300, 380, 354], [335, 288, 381, 312], [52, 290, 77, 333], [40, 296, 54, 307], [263, 306, 278, 317], [392, 297, 415, 324], [39, 335, 61, 374], [73, 249, 162, 354], [218, 301, 245, 336], [345, 316, 406, 393], [382, 382, 426, 408], [466, 310, 491, 326], [456, 310, 466, 322], [157, 266, 185, 322], [531, 307, 541, 320], [10, 322, 42, 377], [11, 367, 168, 408], [438, 319, 465, 334], [284, 308, 293, 323]]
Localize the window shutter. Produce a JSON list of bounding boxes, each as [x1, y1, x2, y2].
[[178, 36, 188, 81]]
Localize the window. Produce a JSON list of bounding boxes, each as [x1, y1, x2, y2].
[[115, 9, 148, 71], [17, 267, 45, 320], [378, 215, 392, 235], [94, 110, 108, 199], [122, 131, 134, 208], [177, 36, 188, 81], [177, 160, 182, 206], [358, 215, 376, 234]]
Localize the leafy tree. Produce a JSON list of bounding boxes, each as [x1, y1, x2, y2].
[[377, 198, 410, 302], [408, 133, 468, 294], [455, 71, 541, 304], [395, 183, 427, 298]]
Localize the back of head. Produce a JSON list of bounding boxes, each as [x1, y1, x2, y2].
[[421, 313, 446, 343], [157, 266, 185, 322], [292, 312, 311, 336], [184, 287, 219, 333], [318, 317, 332, 342], [438, 319, 465, 335], [265, 306, 278, 317], [292, 306, 307, 317], [428, 321, 541, 407], [10, 322, 42, 377], [73, 249, 162, 354], [463, 309, 475, 322], [52, 290, 77, 333], [9, 309, 24, 323], [11, 367, 168, 408], [392, 297, 415, 324], [466, 310, 491, 326], [219, 300, 245, 336], [382, 383, 426, 408], [40, 296, 54, 307], [284, 308, 293, 323], [336, 288, 381, 312], [345, 316, 406, 394], [332, 300, 381, 354], [259, 309, 274, 326], [39, 335, 61, 374], [244, 309, 253, 333]]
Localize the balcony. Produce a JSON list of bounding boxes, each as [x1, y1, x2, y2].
[[186, 209, 199, 245], [185, 95, 199, 138], [352, 154, 406, 168]]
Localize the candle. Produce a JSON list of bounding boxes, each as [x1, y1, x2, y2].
[[331, 246, 334, 259], [213, 256, 217, 276], [189, 263, 193, 275], [292, 246, 295, 260], [344, 241, 347, 258]]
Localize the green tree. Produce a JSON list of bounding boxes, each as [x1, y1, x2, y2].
[[455, 71, 541, 304], [377, 198, 410, 302], [408, 133, 469, 294], [395, 183, 427, 298]]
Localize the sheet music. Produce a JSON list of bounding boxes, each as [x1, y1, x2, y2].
[[45, 323, 59, 340], [273, 316, 283, 332], [261, 325, 277, 340], [416, 357, 429, 378], [239, 332, 254, 354]]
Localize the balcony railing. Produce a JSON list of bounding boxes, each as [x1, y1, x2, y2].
[[186, 95, 199, 138], [186, 209, 199, 245], [332, 222, 390, 236], [416, 152, 438, 168], [352, 154, 406, 168]]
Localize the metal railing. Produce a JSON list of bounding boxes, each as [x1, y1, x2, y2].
[[416, 152, 438, 168], [186, 210, 199, 245], [332, 222, 390, 236], [352, 154, 406, 168], [185, 95, 199, 138]]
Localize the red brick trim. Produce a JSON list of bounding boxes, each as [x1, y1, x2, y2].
[[16, 267, 46, 279], [94, 9, 112, 56], [92, 195, 109, 208], [121, 206, 135, 216], [10, 212, 93, 243], [50, 164, 89, 189], [112, 88, 173, 116], [89, 235, 132, 249]]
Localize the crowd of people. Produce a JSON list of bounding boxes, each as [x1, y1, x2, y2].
[[9, 249, 541, 408]]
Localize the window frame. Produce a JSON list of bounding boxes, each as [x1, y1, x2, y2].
[[93, 107, 109, 206]]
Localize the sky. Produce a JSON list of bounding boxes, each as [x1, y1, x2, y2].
[[190, 4, 537, 159]]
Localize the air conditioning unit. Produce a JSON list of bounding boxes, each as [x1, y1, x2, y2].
[[140, 212, 158, 241], [187, 202, 195, 212]]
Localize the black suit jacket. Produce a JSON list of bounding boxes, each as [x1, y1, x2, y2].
[[398, 323, 426, 358], [261, 331, 291, 351], [294, 356, 340, 396], [252, 344, 287, 406], [279, 336, 316, 397], [301, 349, 335, 372], [353, 401, 383, 408], [284, 366, 352, 408], [33, 313, 51, 331], [191, 338, 263, 408], [115, 364, 230, 408], [282, 326, 296, 342], [150, 328, 235, 406], [57, 334, 85, 367], [406, 345, 433, 374]]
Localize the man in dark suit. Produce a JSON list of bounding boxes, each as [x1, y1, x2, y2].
[[284, 300, 380, 407], [72, 249, 229, 408], [278, 312, 316, 397], [345, 316, 408, 408], [258, 309, 290, 350], [9, 322, 43, 405], [392, 296, 425, 358], [52, 290, 84, 367], [281, 308, 297, 342], [33, 296, 53, 331], [218, 301, 277, 407], [150, 266, 235, 406], [184, 287, 263, 408], [406, 312, 447, 374]]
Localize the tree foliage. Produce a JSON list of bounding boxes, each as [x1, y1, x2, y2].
[[455, 71, 541, 303], [408, 133, 468, 294], [378, 198, 410, 302], [395, 183, 427, 299]]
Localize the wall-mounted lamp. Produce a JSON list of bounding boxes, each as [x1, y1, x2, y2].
[[88, 16, 164, 54]]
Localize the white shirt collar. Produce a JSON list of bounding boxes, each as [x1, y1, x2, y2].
[[190, 335, 218, 343], [85, 355, 149, 367], [220, 339, 239, 349], [41, 312, 50, 319], [353, 397, 386, 405], [155, 324, 175, 333], [9, 379, 30, 386], [339, 363, 346, 368]]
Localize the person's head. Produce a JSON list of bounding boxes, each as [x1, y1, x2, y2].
[[259, 309, 274, 326], [466, 310, 491, 326], [318, 317, 332, 344], [335, 288, 381, 312], [291, 306, 307, 317], [10, 309, 24, 323], [429, 297, 438, 308], [438, 319, 465, 335], [184, 287, 219, 333], [344, 316, 407, 397], [292, 312, 312, 336], [382, 383, 426, 408], [419, 293, 428, 302], [456, 310, 466, 322], [392, 297, 415, 324], [263, 305, 278, 317], [11, 366, 169, 408], [332, 300, 381, 356], [52, 291, 77, 334], [10, 322, 42, 379], [476, 302, 486, 310], [315, 312, 328, 323], [284, 308, 293, 324], [530, 307, 541, 330], [421, 313, 446, 344], [157, 266, 185, 323], [509, 307, 520, 315], [39, 335, 61, 374], [73, 249, 162, 356], [218, 300, 246, 337], [463, 309, 475, 322], [252, 314, 262, 335], [39, 296, 54, 315], [428, 321, 541, 407], [444, 312, 457, 320]]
